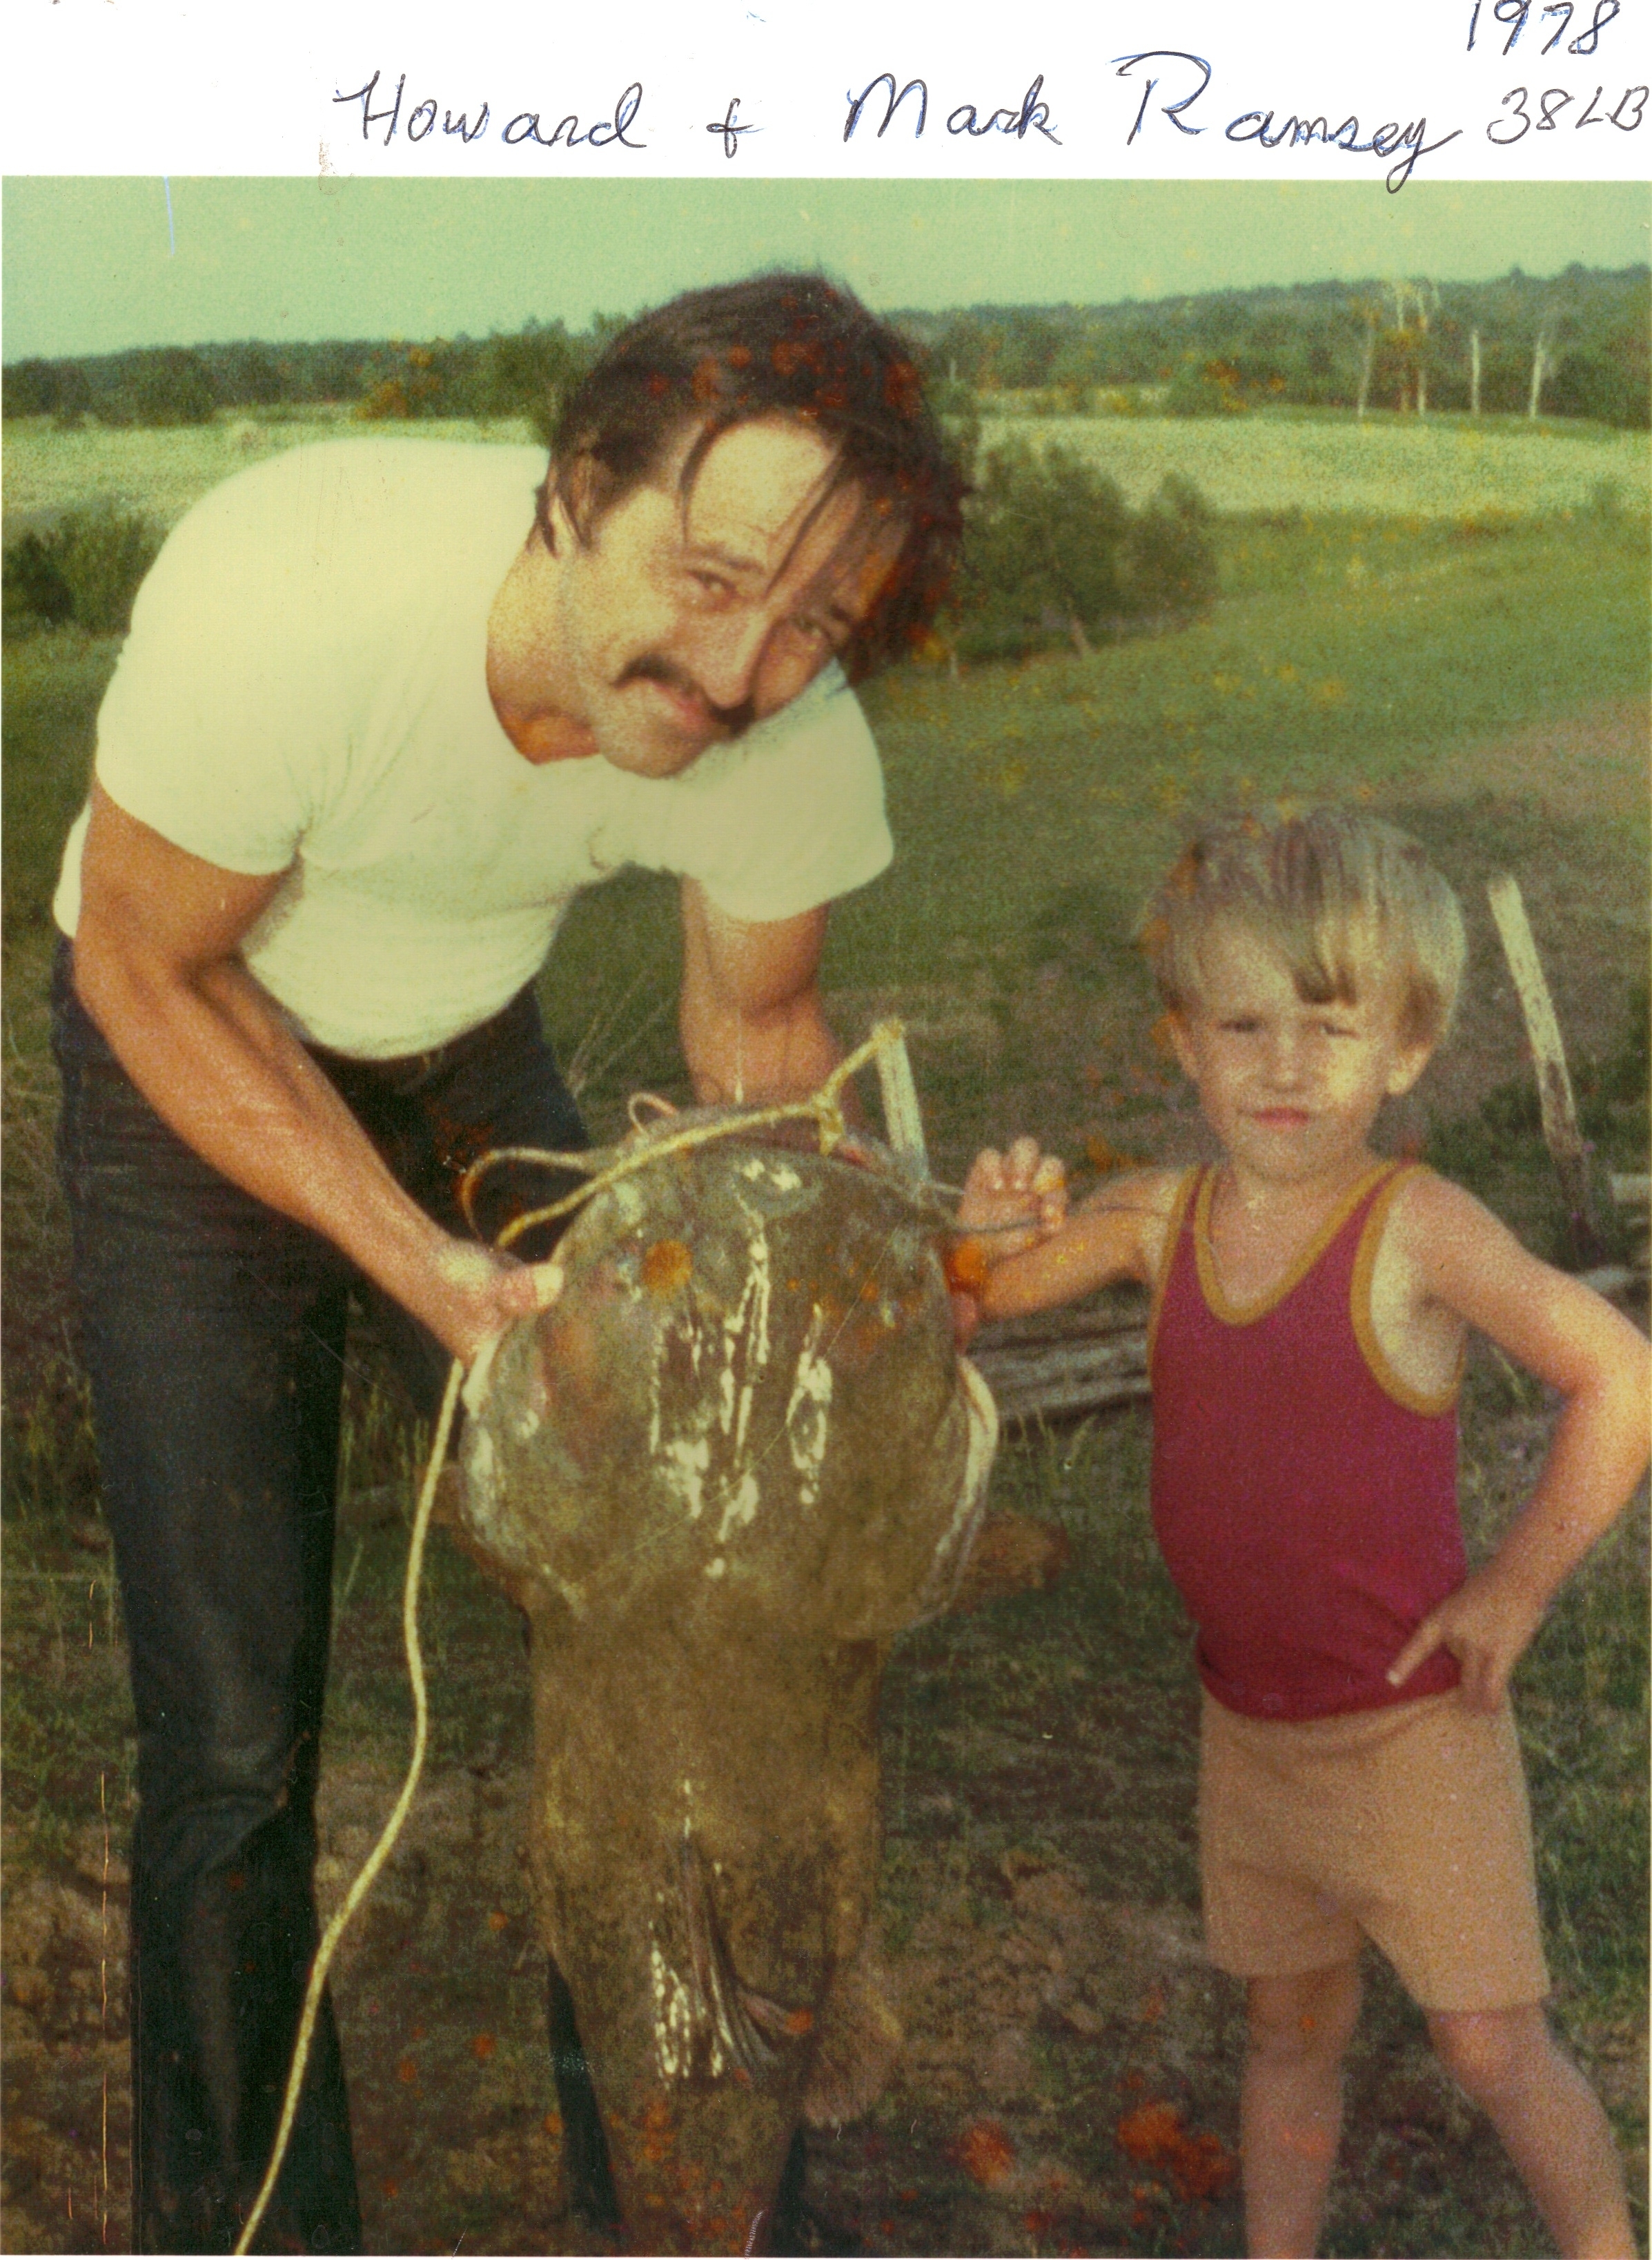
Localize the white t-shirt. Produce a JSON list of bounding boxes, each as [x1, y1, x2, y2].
[[53, 439, 893, 1059]]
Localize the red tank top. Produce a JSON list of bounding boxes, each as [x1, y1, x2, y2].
[[1150, 1161, 1465, 1721]]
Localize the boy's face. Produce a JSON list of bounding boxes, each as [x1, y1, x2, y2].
[[1168, 921, 1433, 1188]]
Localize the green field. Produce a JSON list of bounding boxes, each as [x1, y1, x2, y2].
[[979, 407, 1652, 520], [3, 412, 1647, 2257], [6, 404, 1648, 538]]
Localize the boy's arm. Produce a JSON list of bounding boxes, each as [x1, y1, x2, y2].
[[961, 1165, 1177, 1321], [1386, 1173, 1651, 1713]]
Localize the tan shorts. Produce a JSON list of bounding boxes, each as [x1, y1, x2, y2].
[[1199, 1687, 1551, 2013]]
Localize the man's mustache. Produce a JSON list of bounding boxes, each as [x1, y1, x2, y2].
[[616, 655, 756, 741]]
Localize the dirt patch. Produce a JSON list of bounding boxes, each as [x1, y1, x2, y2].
[[1401, 697, 1650, 826], [8, 1618, 1633, 2259]]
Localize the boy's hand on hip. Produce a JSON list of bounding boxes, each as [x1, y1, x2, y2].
[[1386, 1564, 1548, 1714]]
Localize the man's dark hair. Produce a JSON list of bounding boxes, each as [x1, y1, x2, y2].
[[535, 273, 965, 683]]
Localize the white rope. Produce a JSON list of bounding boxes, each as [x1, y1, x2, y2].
[[235, 1356, 464, 2254]]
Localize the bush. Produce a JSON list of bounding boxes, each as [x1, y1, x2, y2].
[[2, 507, 162, 638], [2, 533, 75, 636], [1123, 475, 1219, 615], [954, 439, 1131, 658], [947, 443, 1216, 660], [477, 323, 586, 445]]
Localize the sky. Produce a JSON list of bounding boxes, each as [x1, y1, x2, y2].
[[3, 177, 1648, 362]]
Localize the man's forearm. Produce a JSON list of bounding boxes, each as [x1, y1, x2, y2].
[[682, 982, 844, 1108], [72, 932, 532, 1357]]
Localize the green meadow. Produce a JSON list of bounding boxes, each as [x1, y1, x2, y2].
[[3, 410, 1647, 2257], [5, 402, 1648, 533]]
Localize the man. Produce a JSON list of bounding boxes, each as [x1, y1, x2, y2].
[[50, 272, 964, 2252]]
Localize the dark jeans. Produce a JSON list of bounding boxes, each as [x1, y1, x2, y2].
[[50, 943, 587, 2252]]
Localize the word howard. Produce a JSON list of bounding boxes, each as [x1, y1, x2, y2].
[[333, 70, 645, 151]]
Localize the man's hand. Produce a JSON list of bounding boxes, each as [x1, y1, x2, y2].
[[1386, 1563, 1549, 1714], [424, 1245, 564, 1367]]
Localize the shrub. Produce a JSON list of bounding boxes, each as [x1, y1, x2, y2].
[[947, 444, 1215, 660], [1123, 475, 1219, 615], [954, 438, 1131, 658], [2, 507, 162, 638], [478, 323, 584, 446], [2, 533, 75, 636]]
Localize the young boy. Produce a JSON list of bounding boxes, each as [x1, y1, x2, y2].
[[956, 809, 1649, 2260]]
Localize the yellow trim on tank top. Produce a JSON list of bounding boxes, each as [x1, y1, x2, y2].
[[1349, 1162, 1463, 1415], [1147, 1165, 1202, 1368], [1193, 1159, 1396, 1328]]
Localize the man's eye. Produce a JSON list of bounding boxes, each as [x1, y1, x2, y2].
[[687, 569, 734, 600]]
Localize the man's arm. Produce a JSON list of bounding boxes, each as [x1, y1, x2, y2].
[[73, 785, 555, 1363], [677, 878, 844, 1106]]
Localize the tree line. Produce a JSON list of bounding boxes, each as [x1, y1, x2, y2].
[[3, 265, 1646, 432], [907, 264, 1649, 428]]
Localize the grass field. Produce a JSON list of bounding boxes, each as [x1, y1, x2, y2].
[[978, 408, 1651, 520], [2, 412, 1647, 2257], [5, 404, 1647, 536]]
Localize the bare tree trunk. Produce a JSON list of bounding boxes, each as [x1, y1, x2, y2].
[[1528, 328, 1551, 420], [1486, 874, 1606, 1266], [1357, 317, 1376, 420], [1470, 328, 1482, 415], [1068, 616, 1092, 658]]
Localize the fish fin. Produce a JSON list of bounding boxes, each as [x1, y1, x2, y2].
[[680, 1837, 780, 2081]]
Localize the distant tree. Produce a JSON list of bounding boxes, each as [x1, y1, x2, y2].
[[478, 321, 582, 443], [126, 348, 219, 427], [3, 359, 62, 419], [993, 311, 1064, 391], [1547, 340, 1651, 429], [1164, 355, 1243, 416], [224, 344, 286, 407]]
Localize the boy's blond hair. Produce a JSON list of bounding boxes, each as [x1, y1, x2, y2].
[[1139, 807, 1468, 1048]]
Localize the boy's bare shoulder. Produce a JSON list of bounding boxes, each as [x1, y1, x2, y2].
[[1383, 1161, 1651, 1393], [1384, 1164, 1519, 1272]]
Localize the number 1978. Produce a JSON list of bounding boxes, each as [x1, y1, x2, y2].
[[1468, 0, 1620, 53]]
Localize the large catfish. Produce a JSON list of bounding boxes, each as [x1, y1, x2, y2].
[[448, 1115, 998, 2254]]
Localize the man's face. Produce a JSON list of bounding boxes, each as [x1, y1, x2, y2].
[[551, 418, 906, 778]]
